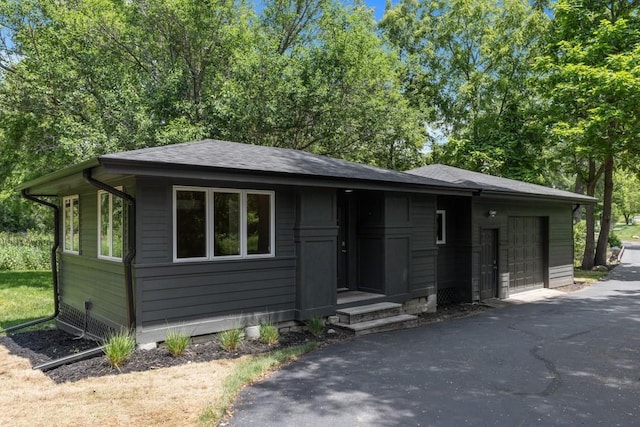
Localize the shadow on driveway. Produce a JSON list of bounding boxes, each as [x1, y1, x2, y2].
[[229, 249, 640, 426]]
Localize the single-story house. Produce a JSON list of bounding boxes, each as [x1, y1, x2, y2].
[[18, 140, 594, 344]]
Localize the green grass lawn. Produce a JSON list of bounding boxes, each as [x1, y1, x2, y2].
[[573, 268, 609, 284], [611, 222, 640, 243], [0, 270, 54, 332]]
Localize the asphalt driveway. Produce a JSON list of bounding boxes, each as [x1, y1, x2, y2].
[[229, 244, 640, 426]]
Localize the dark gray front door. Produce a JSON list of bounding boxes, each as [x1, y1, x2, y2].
[[480, 229, 498, 300], [337, 194, 350, 290]]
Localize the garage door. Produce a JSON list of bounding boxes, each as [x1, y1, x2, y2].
[[508, 217, 544, 292]]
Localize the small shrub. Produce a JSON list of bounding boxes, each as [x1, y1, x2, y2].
[[0, 232, 51, 271], [103, 329, 136, 368], [218, 327, 244, 351], [165, 329, 191, 356], [306, 316, 325, 337], [259, 323, 279, 346], [608, 233, 622, 248]]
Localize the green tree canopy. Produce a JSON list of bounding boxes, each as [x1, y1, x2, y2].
[[380, 0, 549, 181], [0, 0, 423, 188], [539, 0, 640, 267]]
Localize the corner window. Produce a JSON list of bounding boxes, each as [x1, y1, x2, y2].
[[174, 186, 275, 261], [246, 193, 272, 255], [63, 195, 79, 254], [98, 189, 124, 261], [436, 210, 446, 244]]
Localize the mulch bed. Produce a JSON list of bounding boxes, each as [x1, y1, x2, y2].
[[0, 302, 490, 384]]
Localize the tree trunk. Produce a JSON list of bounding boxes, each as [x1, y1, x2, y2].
[[573, 174, 584, 223], [581, 203, 596, 270], [594, 155, 614, 266], [581, 160, 599, 270]]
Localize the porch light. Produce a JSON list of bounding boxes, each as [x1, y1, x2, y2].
[[344, 189, 354, 193], [488, 210, 497, 218]]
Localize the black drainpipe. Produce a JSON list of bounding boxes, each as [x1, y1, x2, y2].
[[82, 168, 136, 329], [0, 191, 60, 333]]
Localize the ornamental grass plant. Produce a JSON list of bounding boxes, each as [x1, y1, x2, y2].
[[305, 316, 325, 337], [165, 329, 191, 356], [103, 329, 136, 368], [259, 323, 279, 346], [218, 327, 244, 351]]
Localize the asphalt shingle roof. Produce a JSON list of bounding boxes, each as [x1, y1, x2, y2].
[[407, 164, 595, 202], [100, 139, 466, 190]]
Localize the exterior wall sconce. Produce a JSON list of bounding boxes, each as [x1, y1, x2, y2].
[[488, 210, 497, 218]]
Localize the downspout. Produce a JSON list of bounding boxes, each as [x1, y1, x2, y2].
[[82, 168, 136, 329], [0, 190, 60, 333]]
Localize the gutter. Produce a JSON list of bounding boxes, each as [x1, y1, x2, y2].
[[82, 168, 136, 329], [572, 204, 581, 215], [0, 191, 60, 333], [99, 158, 477, 197], [475, 189, 596, 205]]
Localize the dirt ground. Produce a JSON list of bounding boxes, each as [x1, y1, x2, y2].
[[0, 343, 245, 426]]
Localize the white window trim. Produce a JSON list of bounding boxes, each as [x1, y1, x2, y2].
[[173, 186, 276, 262], [98, 187, 123, 262], [62, 195, 79, 254], [436, 209, 446, 245], [173, 186, 210, 262], [243, 189, 276, 260], [212, 188, 243, 260]]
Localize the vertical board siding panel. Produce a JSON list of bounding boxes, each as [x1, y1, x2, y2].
[[136, 177, 172, 264], [410, 195, 437, 296], [384, 193, 412, 297], [295, 188, 337, 318]]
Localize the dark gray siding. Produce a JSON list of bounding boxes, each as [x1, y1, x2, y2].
[[59, 253, 127, 330], [436, 196, 472, 302], [134, 177, 297, 343], [58, 176, 135, 332], [384, 194, 411, 297], [357, 192, 385, 293], [295, 188, 337, 318], [409, 194, 438, 298], [470, 198, 574, 300]]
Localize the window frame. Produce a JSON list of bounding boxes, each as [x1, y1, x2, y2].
[[97, 187, 124, 262], [62, 195, 80, 254], [173, 186, 276, 262], [173, 186, 210, 262], [436, 209, 446, 245]]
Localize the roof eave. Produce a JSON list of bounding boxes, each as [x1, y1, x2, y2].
[[99, 157, 476, 196], [17, 158, 101, 193], [478, 189, 597, 204]]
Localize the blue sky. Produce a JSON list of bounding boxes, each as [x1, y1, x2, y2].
[[364, 0, 392, 20]]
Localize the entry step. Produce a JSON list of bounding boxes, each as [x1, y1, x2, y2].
[[336, 302, 402, 324], [331, 314, 419, 336]]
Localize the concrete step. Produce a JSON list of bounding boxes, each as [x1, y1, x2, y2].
[[331, 314, 419, 336], [336, 302, 403, 324]]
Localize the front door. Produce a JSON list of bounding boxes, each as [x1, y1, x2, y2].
[[480, 229, 498, 300]]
